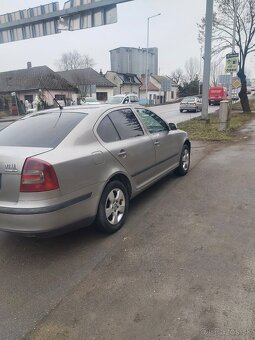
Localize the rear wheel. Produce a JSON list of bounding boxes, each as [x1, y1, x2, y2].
[[174, 144, 190, 176], [180, 109, 183, 113], [95, 180, 129, 234]]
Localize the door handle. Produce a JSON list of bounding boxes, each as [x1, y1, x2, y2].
[[118, 149, 127, 158], [154, 140, 160, 146]]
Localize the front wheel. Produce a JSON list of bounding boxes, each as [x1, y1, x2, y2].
[[174, 144, 190, 176], [95, 180, 129, 234]]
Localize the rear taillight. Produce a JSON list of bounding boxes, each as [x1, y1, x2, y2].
[[20, 158, 59, 192]]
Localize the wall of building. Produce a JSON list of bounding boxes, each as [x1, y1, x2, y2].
[[96, 87, 114, 101], [17, 89, 77, 107], [105, 72, 123, 95]]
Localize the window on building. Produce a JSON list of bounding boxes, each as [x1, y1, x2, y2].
[[24, 95, 33, 103], [55, 95, 66, 101], [96, 92, 108, 101]]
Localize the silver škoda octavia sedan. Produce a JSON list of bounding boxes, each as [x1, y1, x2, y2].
[[0, 104, 190, 236]]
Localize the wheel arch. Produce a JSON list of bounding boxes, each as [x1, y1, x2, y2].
[[105, 172, 132, 199], [184, 139, 191, 151]]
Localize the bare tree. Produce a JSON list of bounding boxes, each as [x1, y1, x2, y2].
[[211, 59, 225, 86], [170, 68, 184, 85], [57, 50, 95, 71], [199, 0, 255, 112], [185, 57, 200, 82]]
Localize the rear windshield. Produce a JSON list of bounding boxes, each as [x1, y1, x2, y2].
[[0, 111, 86, 148], [107, 96, 124, 104], [182, 97, 196, 103]]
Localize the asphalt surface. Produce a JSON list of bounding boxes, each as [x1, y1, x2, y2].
[[0, 107, 254, 340], [151, 102, 217, 124]]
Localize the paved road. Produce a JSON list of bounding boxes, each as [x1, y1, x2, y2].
[[151, 102, 217, 124], [0, 104, 249, 340]]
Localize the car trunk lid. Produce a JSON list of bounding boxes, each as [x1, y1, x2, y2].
[[0, 147, 52, 203]]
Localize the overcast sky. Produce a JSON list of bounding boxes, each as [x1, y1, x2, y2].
[[0, 0, 254, 76]]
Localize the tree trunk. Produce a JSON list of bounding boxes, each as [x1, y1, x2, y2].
[[237, 69, 251, 113]]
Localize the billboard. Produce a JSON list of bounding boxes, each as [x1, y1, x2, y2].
[[0, 0, 132, 44]]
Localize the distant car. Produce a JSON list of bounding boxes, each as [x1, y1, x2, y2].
[[0, 104, 190, 236], [80, 97, 100, 105], [107, 94, 139, 105], [247, 87, 252, 95], [180, 97, 202, 113]]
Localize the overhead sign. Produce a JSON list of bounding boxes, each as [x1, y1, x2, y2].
[[225, 52, 239, 73], [0, 3, 60, 43], [0, 0, 133, 44]]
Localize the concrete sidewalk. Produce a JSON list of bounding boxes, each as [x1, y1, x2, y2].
[[22, 118, 255, 340]]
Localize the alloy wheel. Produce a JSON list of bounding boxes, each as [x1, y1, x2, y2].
[[105, 188, 126, 225]]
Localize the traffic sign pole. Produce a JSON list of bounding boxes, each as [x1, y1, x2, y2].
[[228, 0, 238, 109]]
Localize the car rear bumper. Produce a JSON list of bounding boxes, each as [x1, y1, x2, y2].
[[0, 191, 100, 235]]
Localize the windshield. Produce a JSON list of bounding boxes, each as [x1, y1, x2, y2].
[[0, 111, 87, 148], [107, 96, 125, 104], [182, 97, 196, 103]]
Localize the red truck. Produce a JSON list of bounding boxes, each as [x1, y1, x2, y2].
[[208, 86, 228, 105]]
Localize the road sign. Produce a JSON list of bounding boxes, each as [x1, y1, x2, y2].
[[0, 0, 133, 44], [232, 79, 241, 89], [161, 79, 171, 92], [225, 52, 239, 73]]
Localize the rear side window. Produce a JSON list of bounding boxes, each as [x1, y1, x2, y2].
[[97, 115, 120, 143], [0, 111, 86, 148], [108, 109, 144, 140]]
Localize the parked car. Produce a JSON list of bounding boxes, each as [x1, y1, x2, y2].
[[180, 96, 202, 113], [208, 86, 228, 105], [79, 97, 100, 105], [107, 94, 139, 104], [0, 104, 190, 236]]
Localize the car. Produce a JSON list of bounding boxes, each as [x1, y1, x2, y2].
[[107, 94, 139, 105], [208, 86, 228, 105], [0, 104, 190, 236], [79, 97, 100, 105], [180, 96, 202, 112]]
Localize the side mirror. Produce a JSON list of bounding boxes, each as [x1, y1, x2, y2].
[[169, 123, 177, 130]]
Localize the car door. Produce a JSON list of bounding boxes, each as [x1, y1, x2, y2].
[[135, 108, 180, 177], [96, 108, 156, 189]]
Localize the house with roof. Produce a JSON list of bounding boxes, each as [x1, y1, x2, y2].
[[58, 68, 116, 102], [139, 74, 178, 105], [0, 63, 77, 113], [105, 71, 142, 96]]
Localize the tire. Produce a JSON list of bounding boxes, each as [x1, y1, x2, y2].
[[174, 144, 190, 176], [180, 109, 183, 113], [95, 180, 129, 234]]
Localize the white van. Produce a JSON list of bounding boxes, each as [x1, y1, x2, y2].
[[107, 94, 139, 104]]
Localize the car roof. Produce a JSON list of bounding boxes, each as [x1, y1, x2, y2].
[[24, 104, 144, 121]]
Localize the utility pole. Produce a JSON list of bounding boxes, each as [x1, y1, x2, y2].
[[201, 0, 214, 120], [146, 13, 161, 103]]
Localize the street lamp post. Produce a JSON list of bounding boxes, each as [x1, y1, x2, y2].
[[146, 13, 161, 103]]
